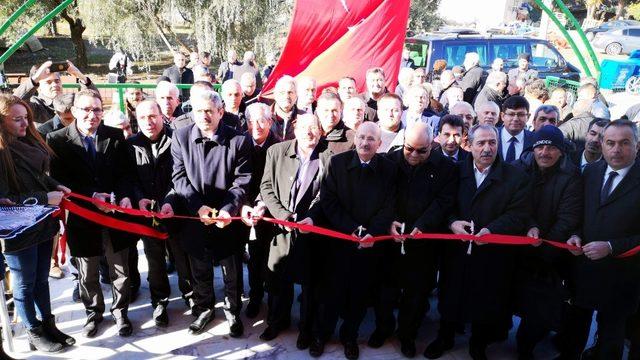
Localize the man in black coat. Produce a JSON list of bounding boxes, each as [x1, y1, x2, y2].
[[369, 122, 458, 358], [498, 96, 535, 163], [312, 122, 398, 360], [569, 118, 607, 172], [47, 90, 135, 338], [37, 93, 75, 137], [360, 67, 388, 123], [126, 100, 194, 327], [512, 126, 583, 359], [237, 103, 280, 319], [170, 89, 252, 336], [270, 76, 299, 141], [425, 124, 530, 359], [472, 71, 507, 110], [459, 52, 486, 104], [435, 114, 470, 162], [563, 119, 640, 359], [161, 52, 194, 101], [258, 114, 332, 349]]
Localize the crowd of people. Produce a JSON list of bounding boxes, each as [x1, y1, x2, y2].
[[0, 47, 639, 360]]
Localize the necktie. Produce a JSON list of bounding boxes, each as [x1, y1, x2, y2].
[[84, 136, 96, 159], [601, 171, 619, 204], [505, 136, 517, 163]]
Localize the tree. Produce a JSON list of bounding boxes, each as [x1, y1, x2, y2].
[[409, 0, 443, 34]]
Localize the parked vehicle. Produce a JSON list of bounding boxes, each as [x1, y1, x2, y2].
[[584, 19, 640, 40], [591, 26, 640, 56], [405, 33, 581, 81], [599, 50, 640, 94]]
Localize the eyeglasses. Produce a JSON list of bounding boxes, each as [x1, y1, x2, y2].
[[504, 111, 528, 118], [76, 107, 103, 114], [403, 144, 429, 154]]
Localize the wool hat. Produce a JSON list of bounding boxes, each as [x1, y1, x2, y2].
[[533, 125, 565, 152]]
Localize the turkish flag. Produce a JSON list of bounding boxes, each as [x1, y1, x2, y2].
[[261, 0, 410, 97]]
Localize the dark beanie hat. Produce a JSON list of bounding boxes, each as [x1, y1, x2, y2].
[[533, 125, 565, 152]]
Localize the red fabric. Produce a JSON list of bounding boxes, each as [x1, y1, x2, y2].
[[260, 0, 410, 96]]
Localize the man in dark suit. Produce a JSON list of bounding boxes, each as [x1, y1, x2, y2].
[[126, 100, 193, 327], [312, 122, 398, 360], [360, 67, 388, 123], [370, 122, 458, 357], [170, 89, 252, 336], [563, 119, 640, 359], [435, 114, 470, 162], [47, 90, 135, 338], [512, 126, 583, 359], [270, 76, 298, 141], [37, 93, 75, 137], [569, 118, 607, 172], [161, 52, 194, 101], [317, 93, 355, 154], [459, 52, 486, 104], [258, 114, 332, 349], [237, 103, 279, 319], [426, 124, 530, 359], [498, 95, 534, 163]]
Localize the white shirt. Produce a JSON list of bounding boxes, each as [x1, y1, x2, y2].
[[603, 163, 633, 196], [442, 147, 460, 161], [580, 151, 602, 172], [500, 128, 525, 161], [473, 163, 491, 188]]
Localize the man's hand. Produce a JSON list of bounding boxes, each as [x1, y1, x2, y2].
[[215, 209, 232, 228], [47, 191, 64, 206], [241, 205, 256, 226], [31, 61, 53, 84], [297, 217, 314, 234], [450, 220, 473, 235], [390, 221, 404, 242], [527, 227, 543, 247], [582, 241, 612, 260], [92, 192, 112, 212], [358, 234, 375, 249], [475, 227, 491, 245], [198, 205, 217, 225], [119, 197, 132, 209], [159, 203, 174, 217], [56, 185, 71, 194], [0, 198, 14, 205], [567, 235, 583, 256], [139, 198, 153, 211], [66, 60, 88, 83]]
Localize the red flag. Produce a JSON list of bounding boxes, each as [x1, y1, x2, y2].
[[261, 0, 410, 96]]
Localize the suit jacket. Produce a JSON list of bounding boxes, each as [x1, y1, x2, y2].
[[460, 65, 486, 104], [127, 126, 174, 205], [573, 159, 640, 315], [232, 62, 263, 91], [498, 127, 535, 163], [260, 140, 333, 278], [439, 156, 531, 324], [270, 103, 298, 141], [170, 123, 252, 259], [47, 123, 135, 257], [246, 131, 279, 202], [37, 115, 66, 137], [161, 65, 194, 101]]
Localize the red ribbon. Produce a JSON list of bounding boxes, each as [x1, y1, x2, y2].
[[54, 192, 640, 259]]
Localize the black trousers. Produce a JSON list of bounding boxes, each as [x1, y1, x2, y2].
[[141, 236, 193, 307], [188, 249, 242, 320], [266, 267, 319, 334], [373, 245, 438, 341], [246, 224, 272, 303], [562, 304, 627, 359]]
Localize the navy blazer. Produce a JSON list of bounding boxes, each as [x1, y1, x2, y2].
[[497, 127, 535, 163], [170, 123, 252, 258]]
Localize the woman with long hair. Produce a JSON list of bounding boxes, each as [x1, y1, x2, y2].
[[0, 94, 75, 353]]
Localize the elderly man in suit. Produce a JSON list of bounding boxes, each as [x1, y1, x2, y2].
[[258, 113, 332, 349], [47, 90, 135, 338], [311, 122, 398, 360], [426, 124, 531, 360], [170, 89, 252, 336], [370, 122, 459, 357], [498, 96, 535, 163], [563, 119, 640, 360]]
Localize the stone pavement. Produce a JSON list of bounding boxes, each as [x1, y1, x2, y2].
[[4, 242, 604, 360]]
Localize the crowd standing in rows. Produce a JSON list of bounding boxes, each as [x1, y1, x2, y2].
[[0, 47, 639, 360]]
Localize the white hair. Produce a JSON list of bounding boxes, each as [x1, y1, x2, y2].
[[451, 101, 476, 117], [485, 71, 507, 87], [465, 52, 480, 67], [275, 75, 296, 92], [191, 89, 223, 108], [475, 101, 500, 114], [155, 81, 179, 98], [104, 110, 128, 127], [345, 96, 366, 108], [221, 79, 242, 93], [245, 102, 272, 122], [243, 51, 255, 63]]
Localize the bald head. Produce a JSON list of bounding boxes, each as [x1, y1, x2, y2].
[[403, 122, 433, 166]]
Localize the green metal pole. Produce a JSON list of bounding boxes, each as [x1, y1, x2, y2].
[[118, 88, 125, 113], [0, 0, 74, 64], [534, 0, 593, 77], [553, 0, 601, 73], [0, 0, 38, 37]]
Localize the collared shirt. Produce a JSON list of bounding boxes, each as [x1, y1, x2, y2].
[[473, 163, 491, 188], [603, 163, 633, 195], [580, 151, 602, 172], [252, 138, 266, 148], [76, 124, 97, 151], [442, 147, 460, 161], [501, 128, 525, 161]]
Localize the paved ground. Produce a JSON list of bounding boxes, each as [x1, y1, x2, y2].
[[4, 241, 601, 360]]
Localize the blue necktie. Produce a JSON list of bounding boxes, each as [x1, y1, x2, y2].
[[84, 136, 96, 159], [601, 171, 618, 205], [505, 137, 517, 163]]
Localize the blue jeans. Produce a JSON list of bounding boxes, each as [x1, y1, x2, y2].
[[5, 239, 53, 329]]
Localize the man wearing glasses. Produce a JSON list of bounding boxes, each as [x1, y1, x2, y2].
[[47, 90, 136, 338], [370, 122, 458, 357], [498, 96, 535, 163]]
